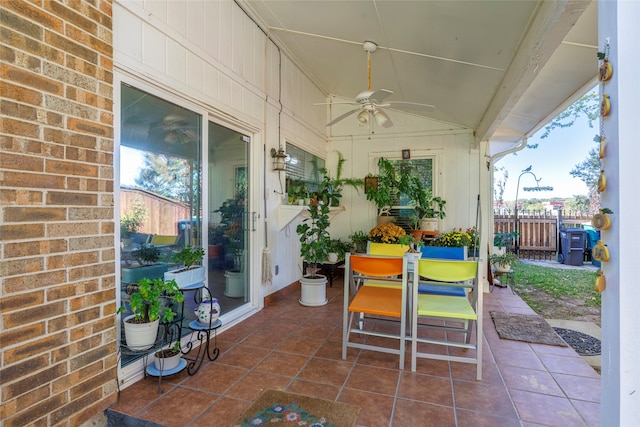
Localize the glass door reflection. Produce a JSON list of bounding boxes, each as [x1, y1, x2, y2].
[[207, 121, 250, 313]]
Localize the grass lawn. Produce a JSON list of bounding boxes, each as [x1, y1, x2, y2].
[[510, 262, 601, 325]]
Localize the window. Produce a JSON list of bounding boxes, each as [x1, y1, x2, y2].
[[388, 158, 434, 230], [284, 143, 325, 203]]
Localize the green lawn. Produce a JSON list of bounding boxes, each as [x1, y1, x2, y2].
[[510, 262, 600, 314]]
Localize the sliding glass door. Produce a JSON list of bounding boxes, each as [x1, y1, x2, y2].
[[207, 122, 250, 312]]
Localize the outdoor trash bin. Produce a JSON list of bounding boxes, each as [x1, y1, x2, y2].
[[558, 228, 586, 266]]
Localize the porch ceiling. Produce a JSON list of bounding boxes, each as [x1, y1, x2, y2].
[[240, 0, 597, 146]]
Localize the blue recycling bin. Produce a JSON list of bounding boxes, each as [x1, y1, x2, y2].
[[558, 228, 586, 266]]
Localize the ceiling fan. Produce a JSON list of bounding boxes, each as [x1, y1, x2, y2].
[[320, 41, 435, 128]]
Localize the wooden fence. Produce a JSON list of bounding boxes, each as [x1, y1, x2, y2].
[[494, 211, 592, 260]]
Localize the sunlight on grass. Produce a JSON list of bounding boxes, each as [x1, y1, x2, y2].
[[511, 263, 600, 311]]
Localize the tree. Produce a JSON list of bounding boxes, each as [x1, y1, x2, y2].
[[134, 154, 195, 203], [537, 90, 599, 141], [494, 166, 508, 204], [565, 195, 590, 213]]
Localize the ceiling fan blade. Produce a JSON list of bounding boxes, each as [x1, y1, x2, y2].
[[326, 108, 360, 127], [387, 101, 436, 111], [369, 89, 393, 104], [373, 108, 393, 128], [313, 100, 359, 106]]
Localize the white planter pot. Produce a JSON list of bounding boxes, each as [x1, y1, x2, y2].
[[123, 315, 159, 351], [164, 265, 206, 289], [327, 252, 339, 262], [153, 349, 182, 371], [420, 218, 439, 231], [495, 264, 512, 273], [299, 275, 328, 307], [224, 270, 244, 298]]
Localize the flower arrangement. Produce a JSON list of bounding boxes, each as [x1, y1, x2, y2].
[[431, 228, 472, 248], [368, 223, 407, 244], [466, 226, 479, 250]]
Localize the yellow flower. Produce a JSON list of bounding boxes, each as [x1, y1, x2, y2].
[[368, 223, 407, 244]]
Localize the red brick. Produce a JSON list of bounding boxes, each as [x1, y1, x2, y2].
[[4, 207, 66, 222], [46, 191, 98, 206], [0, 355, 49, 384], [46, 1, 97, 35], [3, 392, 67, 427], [65, 25, 111, 56], [47, 251, 99, 270], [67, 117, 112, 137], [0, 323, 46, 350], [0, 256, 43, 278], [1, 99, 37, 121], [45, 159, 99, 178], [1, 6, 44, 40], [3, 1, 64, 33], [3, 270, 67, 294], [47, 222, 99, 238], [2, 239, 67, 259], [1, 44, 16, 62], [2, 81, 42, 105], [0, 152, 44, 172], [12, 385, 51, 415], [69, 343, 112, 371], [51, 388, 103, 425], [1, 171, 65, 189], [69, 370, 112, 400], [1, 117, 40, 139], [70, 289, 112, 311], [69, 235, 112, 251], [1, 64, 64, 95], [43, 128, 97, 148], [69, 262, 114, 281], [45, 31, 98, 64], [0, 290, 44, 313], [0, 189, 42, 206], [1, 27, 65, 65], [51, 360, 103, 394], [3, 331, 68, 364]]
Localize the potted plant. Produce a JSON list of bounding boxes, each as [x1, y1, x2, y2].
[[153, 340, 183, 372], [349, 231, 369, 253], [326, 151, 364, 206], [216, 192, 246, 297], [118, 277, 184, 351], [327, 238, 351, 262], [489, 252, 519, 272], [296, 173, 333, 306], [427, 227, 472, 259], [208, 223, 225, 267], [121, 244, 168, 284], [164, 245, 206, 289], [365, 158, 396, 223]]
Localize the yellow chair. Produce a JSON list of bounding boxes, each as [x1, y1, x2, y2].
[[342, 253, 409, 369], [150, 235, 179, 262], [411, 258, 483, 380], [362, 242, 413, 289]]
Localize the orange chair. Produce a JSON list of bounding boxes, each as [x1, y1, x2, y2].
[[342, 253, 409, 369]]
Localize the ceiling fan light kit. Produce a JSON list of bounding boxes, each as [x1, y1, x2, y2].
[[318, 41, 434, 129]]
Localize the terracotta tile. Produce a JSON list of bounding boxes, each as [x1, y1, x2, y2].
[[298, 357, 353, 386], [537, 353, 601, 378], [398, 371, 453, 406], [410, 358, 452, 378], [276, 335, 325, 356], [345, 364, 400, 395], [196, 396, 251, 425], [393, 398, 455, 425], [530, 341, 580, 357], [492, 348, 546, 371], [450, 359, 502, 386], [214, 344, 270, 369], [109, 377, 167, 415], [253, 351, 308, 377], [181, 363, 248, 394], [315, 339, 358, 361], [338, 388, 394, 427], [571, 399, 601, 427], [241, 330, 287, 349], [553, 373, 601, 402], [225, 371, 291, 401], [136, 387, 216, 427], [287, 379, 340, 401], [456, 408, 521, 427], [452, 380, 518, 419], [500, 365, 564, 396], [510, 388, 586, 427]]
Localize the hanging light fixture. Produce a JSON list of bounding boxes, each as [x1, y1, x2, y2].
[[373, 109, 391, 128], [270, 147, 287, 171], [357, 109, 369, 125]]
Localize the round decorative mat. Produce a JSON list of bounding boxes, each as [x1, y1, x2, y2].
[[553, 327, 601, 356]]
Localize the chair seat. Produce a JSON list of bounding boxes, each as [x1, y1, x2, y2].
[[417, 294, 477, 320], [349, 286, 403, 317]]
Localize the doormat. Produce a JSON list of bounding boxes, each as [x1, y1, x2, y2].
[[231, 389, 360, 427], [490, 311, 568, 347], [553, 327, 601, 355]]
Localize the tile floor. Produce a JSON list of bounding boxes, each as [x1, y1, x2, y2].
[[109, 279, 600, 427]]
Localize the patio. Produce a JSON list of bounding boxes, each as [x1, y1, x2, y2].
[[109, 278, 600, 427]]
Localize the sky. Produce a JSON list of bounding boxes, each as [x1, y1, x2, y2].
[[494, 112, 596, 201]]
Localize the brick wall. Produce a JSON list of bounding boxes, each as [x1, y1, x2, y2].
[[0, 1, 116, 426]]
